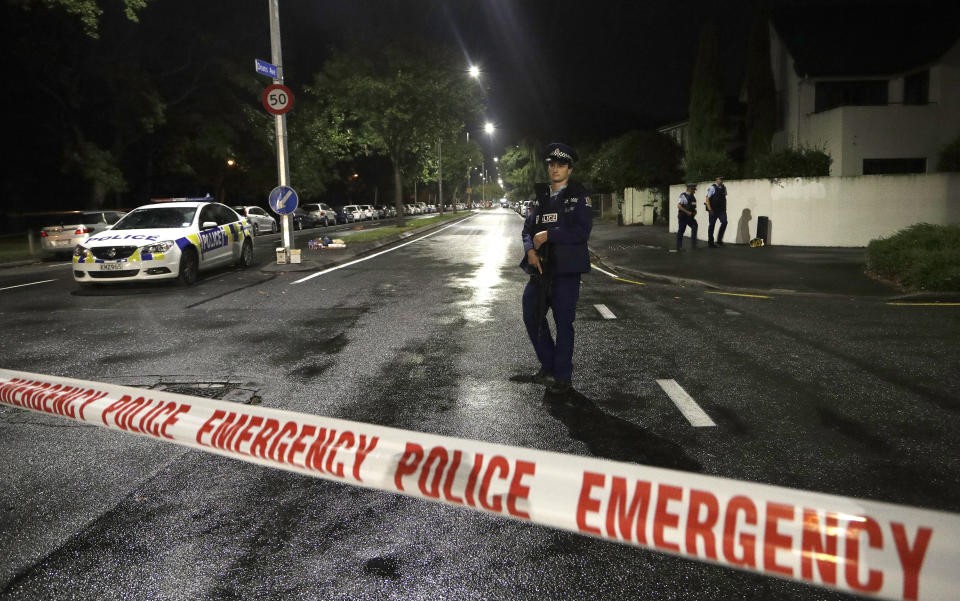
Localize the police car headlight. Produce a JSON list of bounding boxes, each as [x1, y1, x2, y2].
[[141, 241, 175, 254], [73, 245, 90, 259]]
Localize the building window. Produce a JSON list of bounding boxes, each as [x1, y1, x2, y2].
[[814, 80, 888, 112], [862, 158, 926, 175], [904, 70, 929, 105]]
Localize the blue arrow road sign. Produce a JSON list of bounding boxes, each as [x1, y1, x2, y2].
[[268, 186, 298, 215], [255, 59, 278, 79]]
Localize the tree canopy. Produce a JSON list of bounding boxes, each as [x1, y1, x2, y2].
[[306, 43, 483, 217]]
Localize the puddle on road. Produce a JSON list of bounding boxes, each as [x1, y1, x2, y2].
[[451, 232, 512, 323]]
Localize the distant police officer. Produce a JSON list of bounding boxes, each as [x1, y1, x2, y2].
[[677, 183, 699, 251], [520, 143, 593, 394], [705, 176, 728, 247]]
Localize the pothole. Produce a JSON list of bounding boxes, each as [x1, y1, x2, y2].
[[110, 376, 262, 405]]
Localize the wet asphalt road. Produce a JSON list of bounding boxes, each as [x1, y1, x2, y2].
[[1, 208, 958, 600]]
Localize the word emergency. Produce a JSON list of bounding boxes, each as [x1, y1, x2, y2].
[[576, 472, 934, 600], [196, 409, 379, 483], [0, 378, 109, 420]]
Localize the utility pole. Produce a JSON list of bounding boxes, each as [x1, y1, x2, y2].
[[269, 0, 293, 252]]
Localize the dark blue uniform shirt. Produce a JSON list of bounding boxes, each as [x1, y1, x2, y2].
[[519, 182, 593, 275]]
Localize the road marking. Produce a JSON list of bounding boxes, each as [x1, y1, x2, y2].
[[48, 263, 72, 268], [292, 217, 473, 284], [656, 379, 716, 427], [705, 291, 771, 299], [0, 279, 57, 292], [590, 263, 645, 285], [594, 304, 616, 319], [887, 302, 960, 307]]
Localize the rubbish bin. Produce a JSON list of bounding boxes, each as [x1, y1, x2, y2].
[[756, 216, 769, 244]]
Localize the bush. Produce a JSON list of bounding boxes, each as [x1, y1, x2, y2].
[[748, 145, 832, 178], [866, 223, 960, 291], [683, 150, 739, 183], [937, 134, 960, 172]]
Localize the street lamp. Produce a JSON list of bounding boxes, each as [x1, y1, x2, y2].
[[468, 65, 480, 79]]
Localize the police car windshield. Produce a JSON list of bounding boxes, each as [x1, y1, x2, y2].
[[113, 207, 197, 230]]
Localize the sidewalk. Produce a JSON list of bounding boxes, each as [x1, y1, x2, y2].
[[588, 221, 906, 298]]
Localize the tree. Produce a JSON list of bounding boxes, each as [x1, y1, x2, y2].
[[501, 141, 547, 202], [12, 0, 149, 38], [414, 135, 483, 209], [743, 0, 778, 176], [685, 23, 734, 181], [587, 130, 683, 192], [307, 43, 483, 221]]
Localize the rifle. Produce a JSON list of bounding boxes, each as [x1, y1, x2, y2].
[[535, 240, 553, 343]]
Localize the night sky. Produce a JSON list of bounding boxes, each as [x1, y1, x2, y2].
[[273, 0, 757, 150]]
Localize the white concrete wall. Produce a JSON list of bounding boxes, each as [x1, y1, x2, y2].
[[669, 173, 960, 247], [622, 187, 661, 225]]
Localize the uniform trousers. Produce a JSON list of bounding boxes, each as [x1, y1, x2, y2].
[[677, 213, 698, 248], [708, 209, 727, 243], [522, 273, 581, 381]]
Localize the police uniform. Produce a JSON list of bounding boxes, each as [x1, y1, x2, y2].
[[706, 179, 728, 247], [677, 184, 699, 250], [520, 143, 592, 393]]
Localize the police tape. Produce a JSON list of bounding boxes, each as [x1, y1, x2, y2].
[[0, 368, 957, 601]]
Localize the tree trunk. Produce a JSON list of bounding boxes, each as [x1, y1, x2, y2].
[[392, 157, 405, 225], [89, 181, 107, 210]]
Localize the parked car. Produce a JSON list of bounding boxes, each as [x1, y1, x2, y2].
[[73, 200, 253, 286], [342, 204, 364, 223], [377, 205, 397, 218], [301, 202, 336, 227], [360, 204, 379, 220], [232, 206, 277, 236], [40, 210, 126, 258], [292, 207, 322, 230]]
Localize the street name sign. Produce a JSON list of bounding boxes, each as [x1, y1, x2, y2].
[[255, 59, 278, 79]]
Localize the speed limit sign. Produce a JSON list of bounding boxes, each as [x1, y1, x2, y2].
[[262, 84, 294, 115]]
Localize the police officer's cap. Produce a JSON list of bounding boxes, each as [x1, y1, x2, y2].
[[545, 143, 578, 165], [686, 183, 697, 189]]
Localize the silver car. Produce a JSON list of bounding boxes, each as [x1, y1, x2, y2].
[[40, 210, 126, 257], [232, 206, 278, 236], [301, 203, 336, 227]]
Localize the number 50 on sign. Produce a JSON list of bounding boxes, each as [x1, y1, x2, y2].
[[262, 84, 294, 115]]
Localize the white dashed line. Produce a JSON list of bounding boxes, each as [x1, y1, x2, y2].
[[292, 217, 473, 284], [594, 304, 616, 319], [656, 379, 716, 427], [0, 279, 57, 292]]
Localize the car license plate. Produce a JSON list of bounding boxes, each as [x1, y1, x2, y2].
[[100, 263, 123, 271]]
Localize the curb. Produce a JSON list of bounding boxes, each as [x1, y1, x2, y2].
[[591, 253, 960, 302]]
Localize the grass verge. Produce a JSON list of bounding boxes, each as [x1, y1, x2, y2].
[[0, 235, 37, 263], [336, 212, 467, 243], [866, 223, 960, 291]]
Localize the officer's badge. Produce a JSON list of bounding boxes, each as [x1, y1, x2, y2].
[[542, 213, 558, 223]]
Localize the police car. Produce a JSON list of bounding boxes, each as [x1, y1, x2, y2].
[[72, 198, 254, 286]]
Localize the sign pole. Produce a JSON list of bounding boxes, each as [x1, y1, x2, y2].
[[269, 0, 293, 253]]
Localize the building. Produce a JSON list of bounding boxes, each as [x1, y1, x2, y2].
[[769, 3, 960, 176]]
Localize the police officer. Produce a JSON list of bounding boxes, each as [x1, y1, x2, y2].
[[705, 176, 728, 247], [520, 143, 592, 394], [677, 183, 699, 251]]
